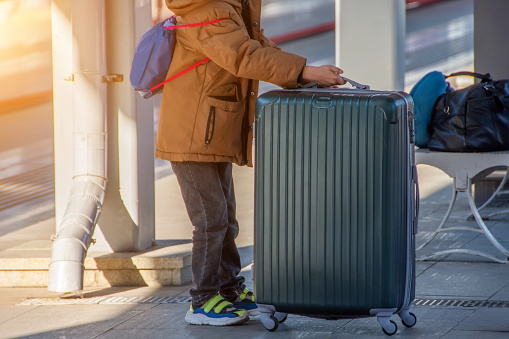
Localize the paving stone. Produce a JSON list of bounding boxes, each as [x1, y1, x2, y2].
[[330, 316, 390, 337], [244, 317, 343, 338], [410, 306, 474, 323], [329, 306, 474, 338], [442, 329, 509, 338], [337, 316, 432, 338], [489, 282, 509, 301], [454, 308, 509, 332], [95, 327, 237, 339], [0, 304, 155, 338], [263, 314, 349, 335], [0, 305, 38, 325], [113, 304, 188, 330], [416, 262, 509, 298], [466, 223, 509, 251], [74, 285, 193, 299], [415, 262, 435, 277]]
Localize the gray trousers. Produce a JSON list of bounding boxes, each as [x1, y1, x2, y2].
[[170, 161, 245, 307]]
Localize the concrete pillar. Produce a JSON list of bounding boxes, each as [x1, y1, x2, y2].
[[472, 0, 509, 205], [473, 0, 509, 79], [335, 0, 406, 91], [52, 0, 155, 253]]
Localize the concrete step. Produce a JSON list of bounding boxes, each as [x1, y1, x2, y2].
[[0, 240, 192, 288]]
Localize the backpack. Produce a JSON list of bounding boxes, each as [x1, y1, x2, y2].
[[409, 71, 452, 148], [428, 72, 509, 152], [130, 16, 225, 99]]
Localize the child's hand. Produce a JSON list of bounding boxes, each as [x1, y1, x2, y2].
[[302, 65, 346, 87]]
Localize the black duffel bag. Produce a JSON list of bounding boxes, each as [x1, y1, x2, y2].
[[428, 71, 509, 152]]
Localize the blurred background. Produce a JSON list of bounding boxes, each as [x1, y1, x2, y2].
[[0, 0, 474, 232]]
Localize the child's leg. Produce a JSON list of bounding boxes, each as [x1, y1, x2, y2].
[[170, 161, 241, 307], [216, 162, 245, 296]]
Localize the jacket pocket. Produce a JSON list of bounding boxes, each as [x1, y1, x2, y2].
[[203, 97, 245, 156], [207, 83, 242, 103]]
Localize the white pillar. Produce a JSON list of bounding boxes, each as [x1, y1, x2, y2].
[[335, 0, 406, 91], [52, 0, 73, 231], [474, 0, 509, 79], [92, 0, 155, 252], [52, 0, 155, 253], [49, 0, 108, 293]]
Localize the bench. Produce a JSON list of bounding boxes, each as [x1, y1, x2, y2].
[[415, 149, 509, 263]]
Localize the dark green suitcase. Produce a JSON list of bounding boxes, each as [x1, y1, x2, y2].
[[254, 88, 418, 335]]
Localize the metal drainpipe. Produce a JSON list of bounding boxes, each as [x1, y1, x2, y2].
[[48, 0, 108, 293]]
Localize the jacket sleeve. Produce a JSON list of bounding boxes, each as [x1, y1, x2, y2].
[[259, 28, 280, 50], [179, 10, 306, 88]]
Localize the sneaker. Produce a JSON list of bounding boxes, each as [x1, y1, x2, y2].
[[185, 294, 249, 326], [232, 287, 259, 316]]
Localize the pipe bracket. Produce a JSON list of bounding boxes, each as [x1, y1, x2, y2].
[[102, 74, 124, 83]]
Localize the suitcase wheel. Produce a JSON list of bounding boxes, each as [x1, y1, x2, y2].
[[258, 304, 288, 332], [399, 311, 417, 328], [274, 312, 288, 323], [261, 315, 279, 332], [382, 320, 398, 336], [378, 317, 398, 336]]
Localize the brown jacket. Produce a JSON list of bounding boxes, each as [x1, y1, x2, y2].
[[157, 0, 307, 166]]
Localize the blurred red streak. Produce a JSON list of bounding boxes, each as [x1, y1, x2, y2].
[[270, 21, 336, 45]]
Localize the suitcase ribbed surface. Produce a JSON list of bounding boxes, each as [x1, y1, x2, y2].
[[254, 90, 414, 316]]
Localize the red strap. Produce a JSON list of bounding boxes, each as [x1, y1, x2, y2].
[[150, 57, 210, 92], [150, 18, 226, 91], [150, 18, 226, 92], [165, 18, 226, 30]]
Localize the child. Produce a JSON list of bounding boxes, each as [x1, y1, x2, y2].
[[158, 0, 345, 326]]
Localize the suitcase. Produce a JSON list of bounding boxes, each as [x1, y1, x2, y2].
[[253, 86, 419, 336]]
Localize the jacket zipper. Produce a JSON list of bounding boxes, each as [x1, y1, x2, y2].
[[240, 108, 248, 165], [240, 0, 252, 165], [205, 106, 216, 145]]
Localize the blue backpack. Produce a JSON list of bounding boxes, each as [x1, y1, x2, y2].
[[409, 71, 452, 148], [130, 17, 226, 99], [130, 17, 177, 99]]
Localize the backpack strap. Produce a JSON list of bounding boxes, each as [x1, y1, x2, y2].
[[446, 71, 492, 82], [149, 17, 227, 92], [164, 18, 226, 30], [150, 57, 210, 92]]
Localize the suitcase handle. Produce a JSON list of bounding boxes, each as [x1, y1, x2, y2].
[[302, 77, 371, 90], [412, 165, 420, 234], [342, 77, 371, 90]]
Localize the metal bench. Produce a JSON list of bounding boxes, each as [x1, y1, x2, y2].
[[415, 149, 509, 263]]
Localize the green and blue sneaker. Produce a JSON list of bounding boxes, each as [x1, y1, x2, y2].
[[231, 287, 259, 316], [185, 295, 249, 326]]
